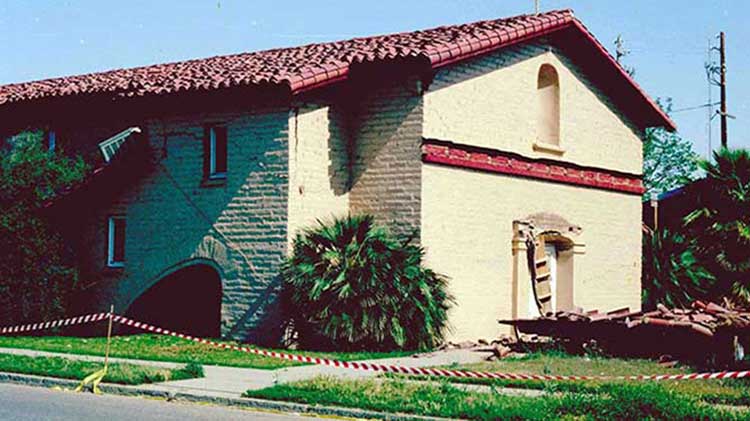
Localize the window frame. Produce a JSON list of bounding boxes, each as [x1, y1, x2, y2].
[[46, 130, 56, 152], [107, 216, 126, 268], [207, 125, 227, 180]]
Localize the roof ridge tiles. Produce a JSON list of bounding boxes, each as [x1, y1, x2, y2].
[[0, 9, 574, 102], [0, 8, 674, 130]]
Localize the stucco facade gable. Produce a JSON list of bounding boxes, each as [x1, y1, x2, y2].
[[423, 42, 644, 175]]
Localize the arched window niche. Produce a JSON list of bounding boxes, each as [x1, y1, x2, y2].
[[534, 63, 563, 154]]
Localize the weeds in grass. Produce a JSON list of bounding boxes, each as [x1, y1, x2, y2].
[[180, 362, 204, 379], [246, 377, 746, 420], [0, 353, 202, 385], [385, 351, 750, 406]]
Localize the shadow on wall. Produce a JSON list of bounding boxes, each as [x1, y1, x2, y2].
[[344, 79, 424, 239], [64, 108, 290, 344], [326, 104, 351, 196]]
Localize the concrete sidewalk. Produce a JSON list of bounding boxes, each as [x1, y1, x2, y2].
[[143, 349, 486, 398], [0, 346, 486, 398]]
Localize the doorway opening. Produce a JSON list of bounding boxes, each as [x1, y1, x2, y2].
[[124, 263, 222, 337]]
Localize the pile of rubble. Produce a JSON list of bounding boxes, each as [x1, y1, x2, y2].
[[498, 301, 750, 364]]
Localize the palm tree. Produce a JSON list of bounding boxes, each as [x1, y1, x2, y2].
[[281, 215, 453, 351], [685, 148, 750, 306], [642, 228, 714, 310]]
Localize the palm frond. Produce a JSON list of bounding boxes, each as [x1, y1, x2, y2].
[[281, 214, 453, 351]]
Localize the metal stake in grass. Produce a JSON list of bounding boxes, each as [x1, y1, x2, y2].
[[104, 304, 114, 371], [75, 304, 114, 394]]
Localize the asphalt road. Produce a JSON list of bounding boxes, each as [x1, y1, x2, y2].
[[0, 383, 337, 421]]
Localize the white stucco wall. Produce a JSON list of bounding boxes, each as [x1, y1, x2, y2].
[[287, 103, 350, 247], [420, 43, 645, 342]]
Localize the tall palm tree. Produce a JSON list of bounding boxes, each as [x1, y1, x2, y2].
[[685, 148, 750, 306]]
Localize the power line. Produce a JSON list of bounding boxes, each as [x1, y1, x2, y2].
[[670, 102, 720, 113]]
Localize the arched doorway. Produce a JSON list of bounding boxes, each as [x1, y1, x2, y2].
[[529, 231, 575, 317], [512, 216, 585, 319], [124, 264, 222, 337]]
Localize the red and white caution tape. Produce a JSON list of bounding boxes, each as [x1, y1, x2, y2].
[[113, 315, 750, 381], [0, 312, 110, 335]]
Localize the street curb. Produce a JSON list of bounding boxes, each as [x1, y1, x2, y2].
[[0, 372, 456, 421]]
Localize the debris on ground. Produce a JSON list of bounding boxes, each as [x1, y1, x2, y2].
[[498, 301, 750, 366]]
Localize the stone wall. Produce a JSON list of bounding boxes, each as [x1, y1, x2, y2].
[[349, 78, 424, 240], [65, 107, 290, 342]]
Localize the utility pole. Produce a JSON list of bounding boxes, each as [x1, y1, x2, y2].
[[706, 38, 713, 155], [719, 32, 728, 148], [534, 0, 540, 14]]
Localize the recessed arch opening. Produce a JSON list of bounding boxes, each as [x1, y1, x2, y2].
[[123, 263, 222, 338], [537, 63, 560, 145]]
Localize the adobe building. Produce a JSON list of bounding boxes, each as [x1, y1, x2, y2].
[[0, 10, 674, 343]]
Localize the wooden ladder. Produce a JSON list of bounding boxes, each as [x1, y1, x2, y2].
[[531, 236, 553, 316]]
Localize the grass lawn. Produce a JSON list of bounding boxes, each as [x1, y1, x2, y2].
[[386, 351, 750, 406], [0, 335, 412, 370], [0, 353, 202, 385], [245, 376, 747, 420]]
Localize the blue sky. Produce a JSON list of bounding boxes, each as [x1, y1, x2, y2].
[[1, 1, 747, 153]]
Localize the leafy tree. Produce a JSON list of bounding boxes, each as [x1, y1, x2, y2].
[[685, 148, 750, 306], [642, 228, 715, 310], [0, 131, 87, 324], [642, 99, 701, 199], [281, 215, 453, 351], [611, 36, 699, 198]]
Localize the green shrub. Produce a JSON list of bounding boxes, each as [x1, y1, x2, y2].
[[0, 131, 87, 324], [642, 228, 715, 310], [281, 215, 453, 351], [686, 148, 750, 306]]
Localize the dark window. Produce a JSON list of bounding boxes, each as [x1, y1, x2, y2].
[[205, 126, 227, 179], [108, 216, 126, 267], [45, 130, 56, 152]]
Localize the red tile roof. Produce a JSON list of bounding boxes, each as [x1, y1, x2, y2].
[[0, 9, 675, 130]]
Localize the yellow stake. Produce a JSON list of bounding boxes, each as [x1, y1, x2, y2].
[[75, 305, 114, 394], [104, 305, 114, 371]]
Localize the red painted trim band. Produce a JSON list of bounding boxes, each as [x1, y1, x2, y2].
[[422, 140, 645, 195]]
